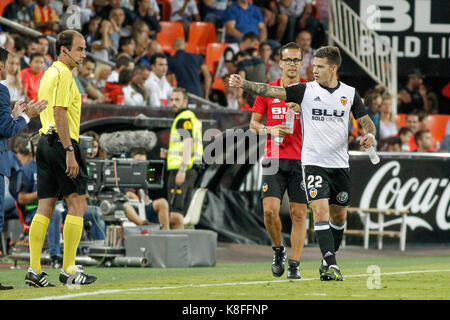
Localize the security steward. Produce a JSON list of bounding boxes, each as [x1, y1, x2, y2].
[[160, 88, 203, 217], [25, 30, 97, 288]]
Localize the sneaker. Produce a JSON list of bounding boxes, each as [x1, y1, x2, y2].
[[59, 265, 97, 286], [51, 255, 63, 269], [271, 246, 286, 277], [287, 259, 301, 279], [319, 262, 328, 277], [25, 268, 55, 287], [320, 266, 344, 281]]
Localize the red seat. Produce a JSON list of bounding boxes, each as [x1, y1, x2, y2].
[[156, 21, 185, 56], [205, 42, 229, 75], [0, 0, 14, 16], [15, 201, 30, 234], [187, 22, 217, 56]]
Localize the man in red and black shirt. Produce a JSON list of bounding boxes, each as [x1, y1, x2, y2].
[[250, 42, 308, 279]]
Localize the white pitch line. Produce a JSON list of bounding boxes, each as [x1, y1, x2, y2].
[[30, 269, 450, 300]]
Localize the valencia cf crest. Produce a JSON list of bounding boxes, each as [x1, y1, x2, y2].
[[262, 183, 268, 192], [336, 192, 348, 203], [309, 188, 318, 198], [340, 96, 348, 106]]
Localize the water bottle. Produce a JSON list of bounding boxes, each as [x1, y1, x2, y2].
[[366, 146, 380, 164], [274, 108, 295, 145]]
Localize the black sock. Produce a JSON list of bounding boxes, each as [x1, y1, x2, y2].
[[329, 220, 346, 253], [314, 221, 336, 266]]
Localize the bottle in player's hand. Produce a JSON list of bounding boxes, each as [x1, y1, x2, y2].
[[366, 146, 380, 164]]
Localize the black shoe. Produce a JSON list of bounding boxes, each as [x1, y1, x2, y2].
[[319, 262, 328, 277], [59, 266, 97, 286], [287, 259, 301, 279], [0, 283, 13, 290], [51, 255, 63, 269], [320, 266, 344, 281], [271, 246, 286, 277], [25, 268, 55, 287]]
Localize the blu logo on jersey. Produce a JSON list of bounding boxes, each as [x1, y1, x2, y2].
[[312, 109, 345, 117]]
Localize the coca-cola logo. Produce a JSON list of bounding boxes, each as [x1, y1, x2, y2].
[[359, 161, 450, 231]]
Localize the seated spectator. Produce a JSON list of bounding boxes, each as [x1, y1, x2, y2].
[[20, 53, 45, 101], [104, 69, 131, 105], [215, 32, 260, 79], [295, 29, 314, 80], [144, 53, 173, 108], [386, 137, 402, 152], [93, 63, 113, 92], [253, 0, 279, 33], [237, 48, 266, 106], [20, 37, 40, 70], [0, 53, 26, 102], [99, 0, 135, 27], [415, 129, 435, 152], [379, 93, 398, 142], [13, 36, 27, 66], [266, 47, 283, 83], [223, 0, 267, 43], [123, 149, 184, 230], [91, 19, 117, 63], [107, 55, 135, 83], [36, 36, 53, 70], [109, 7, 132, 51], [170, 0, 201, 36], [398, 69, 430, 114], [276, 0, 319, 43], [134, 0, 161, 39], [82, 16, 102, 52], [0, 33, 16, 54], [32, 0, 60, 35], [398, 127, 413, 152], [222, 73, 240, 109], [417, 111, 429, 131], [122, 66, 149, 106], [405, 112, 420, 151], [364, 89, 382, 142], [131, 20, 152, 61], [77, 57, 109, 104], [315, 0, 329, 30], [116, 36, 137, 60], [135, 39, 162, 67], [202, 0, 229, 28], [168, 38, 212, 99], [259, 41, 276, 82], [2, 0, 35, 31]]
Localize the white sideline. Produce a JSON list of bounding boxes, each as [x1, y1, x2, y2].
[[30, 269, 450, 300]]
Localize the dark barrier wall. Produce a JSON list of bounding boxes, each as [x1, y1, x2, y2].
[[349, 153, 450, 243]]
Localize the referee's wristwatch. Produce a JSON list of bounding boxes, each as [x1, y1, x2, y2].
[[64, 145, 74, 152]]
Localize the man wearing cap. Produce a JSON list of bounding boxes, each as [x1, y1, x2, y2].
[[397, 69, 430, 114]]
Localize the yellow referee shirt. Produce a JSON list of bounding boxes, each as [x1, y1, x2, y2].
[[38, 61, 82, 142]]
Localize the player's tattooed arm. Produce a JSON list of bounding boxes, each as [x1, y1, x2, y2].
[[358, 115, 376, 136], [242, 80, 287, 100]]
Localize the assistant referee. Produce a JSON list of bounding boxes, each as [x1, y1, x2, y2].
[[25, 30, 97, 287]]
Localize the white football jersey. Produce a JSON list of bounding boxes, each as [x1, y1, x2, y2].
[[286, 81, 367, 168]]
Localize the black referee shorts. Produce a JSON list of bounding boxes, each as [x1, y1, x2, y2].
[[261, 159, 306, 204], [36, 134, 87, 200]]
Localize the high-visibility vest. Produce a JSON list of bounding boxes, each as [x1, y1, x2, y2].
[[167, 109, 203, 170]]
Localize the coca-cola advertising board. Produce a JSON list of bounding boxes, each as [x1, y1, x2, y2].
[[349, 153, 450, 244]]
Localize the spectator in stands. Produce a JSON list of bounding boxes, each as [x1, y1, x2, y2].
[[168, 38, 212, 99], [2, 0, 35, 31], [170, 0, 201, 36], [378, 93, 398, 142], [253, 0, 279, 34], [0, 53, 26, 102], [398, 69, 430, 114], [91, 19, 117, 63], [202, 0, 229, 28], [20, 37, 40, 69], [134, 0, 161, 39], [103, 68, 131, 105], [32, 0, 60, 35], [315, 0, 329, 30], [93, 63, 113, 92], [415, 129, 434, 153], [222, 73, 240, 109], [100, 0, 135, 27], [398, 127, 413, 152], [386, 137, 401, 152], [77, 57, 108, 104], [122, 66, 149, 106], [417, 111, 430, 131], [82, 16, 102, 52], [405, 112, 420, 151], [107, 55, 135, 83], [131, 20, 152, 60], [0, 33, 16, 54], [259, 41, 276, 82], [144, 53, 173, 108], [266, 47, 283, 83], [82, 130, 100, 159], [136, 39, 162, 67], [20, 53, 45, 101], [223, 0, 267, 43], [116, 36, 137, 60], [123, 149, 184, 229], [237, 48, 267, 106], [276, 0, 319, 43], [215, 32, 260, 79], [295, 30, 314, 80], [132, 64, 150, 102], [109, 7, 132, 51], [36, 36, 53, 71]]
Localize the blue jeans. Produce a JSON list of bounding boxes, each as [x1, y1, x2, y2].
[[61, 205, 105, 241]]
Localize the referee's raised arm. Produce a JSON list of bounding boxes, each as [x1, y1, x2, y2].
[[229, 73, 288, 101]]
